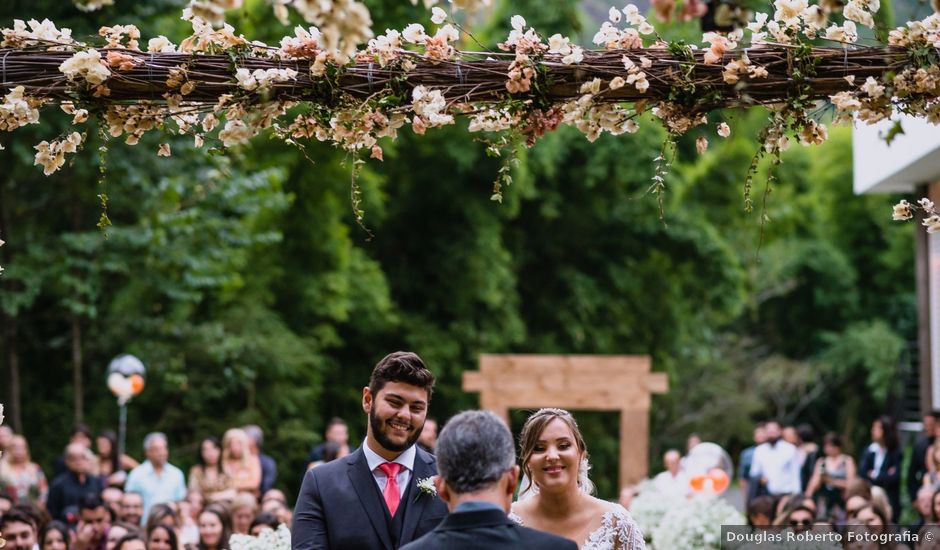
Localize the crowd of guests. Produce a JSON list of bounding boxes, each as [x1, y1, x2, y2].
[[0, 415, 438, 550], [726, 413, 940, 547]]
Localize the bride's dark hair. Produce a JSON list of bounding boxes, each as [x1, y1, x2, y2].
[[518, 408, 594, 496]]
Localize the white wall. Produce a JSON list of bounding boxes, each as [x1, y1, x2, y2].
[[854, 115, 940, 195]]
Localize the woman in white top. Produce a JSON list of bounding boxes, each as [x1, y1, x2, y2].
[[510, 408, 645, 550]]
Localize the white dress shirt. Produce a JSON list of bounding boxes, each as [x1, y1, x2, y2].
[[653, 470, 691, 498], [748, 440, 802, 495], [363, 440, 416, 499]]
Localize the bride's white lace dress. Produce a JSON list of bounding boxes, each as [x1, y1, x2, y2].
[[509, 504, 646, 550]]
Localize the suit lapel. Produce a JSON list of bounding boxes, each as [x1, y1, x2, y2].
[[347, 450, 395, 550], [400, 447, 436, 543]]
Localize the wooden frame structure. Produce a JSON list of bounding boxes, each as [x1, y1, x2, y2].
[[462, 354, 668, 489]]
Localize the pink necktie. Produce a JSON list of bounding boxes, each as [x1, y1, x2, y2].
[[378, 462, 402, 516]]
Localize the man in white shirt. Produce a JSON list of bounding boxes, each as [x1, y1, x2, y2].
[[749, 421, 802, 496], [653, 449, 690, 498]]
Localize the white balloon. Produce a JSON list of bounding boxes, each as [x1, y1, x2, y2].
[[107, 372, 125, 396]]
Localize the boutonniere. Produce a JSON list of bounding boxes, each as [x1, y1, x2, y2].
[[414, 476, 437, 502]]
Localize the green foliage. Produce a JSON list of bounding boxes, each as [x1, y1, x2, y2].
[[0, 0, 918, 502]]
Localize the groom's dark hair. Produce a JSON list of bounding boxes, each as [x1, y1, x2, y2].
[[369, 351, 435, 399]]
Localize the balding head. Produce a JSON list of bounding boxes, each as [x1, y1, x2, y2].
[[65, 443, 91, 475], [664, 449, 681, 475]]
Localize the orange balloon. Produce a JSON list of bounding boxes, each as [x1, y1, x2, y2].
[[688, 469, 730, 494], [707, 469, 730, 493], [129, 374, 145, 395]]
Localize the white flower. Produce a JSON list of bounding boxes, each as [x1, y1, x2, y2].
[[893, 200, 913, 220], [219, 119, 255, 146], [609, 6, 623, 23], [610, 76, 626, 90], [774, 0, 808, 26], [403, 23, 427, 43], [918, 198, 936, 212], [717, 122, 731, 137], [33, 132, 82, 175], [923, 214, 940, 233], [861, 76, 885, 98], [0, 86, 41, 132], [416, 476, 437, 498], [59, 49, 111, 86], [843, 0, 875, 28], [548, 33, 573, 54], [411, 86, 454, 129], [562, 46, 584, 65], [157, 143, 172, 157], [511, 15, 526, 31], [696, 135, 709, 154], [147, 36, 178, 52], [623, 4, 643, 25], [431, 7, 447, 24]]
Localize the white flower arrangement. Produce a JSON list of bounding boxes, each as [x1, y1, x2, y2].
[[627, 479, 684, 541], [416, 476, 437, 500], [229, 524, 291, 550], [651, 494, 745, 549]]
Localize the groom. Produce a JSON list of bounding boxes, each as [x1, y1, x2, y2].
[[292, 352, 448, 550]]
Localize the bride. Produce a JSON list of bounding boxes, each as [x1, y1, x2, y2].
[[509, 408, 645, 550]]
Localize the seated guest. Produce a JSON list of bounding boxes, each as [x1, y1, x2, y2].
[[100, 487, 123, 521], [1, 508, 39, 550], [74, 493, 111, 550], [230, 491, 258, 535], [652, 449, 690, 498], [261, 497, 292, 527], [307, 418, 349, 465], [221, 429, 261, 496], [112, 534, 146, 550], [400, 410, 578, 550], [189, 438, 234, 503], [179, 491, 202, 546], [146, 523, 178, 550], [105, 522, 133, 550], [144, 502, 180, 536], [39, 520, 70, 550], [52, 425, 95, 479], [249, 511, 280, 536], [197, 503, 233, 550], [910, 486, 933, 535], [94, 431, 138, 488], [118, 492, 143, 526], [747, 496, 775, 528], [0, 492, 14, 514], [47, 444, 102, 522], [242, 425, 277, 495], [805, 432, 855, 518], [0, 435, 49, 506], [124, 433, 186, 522]]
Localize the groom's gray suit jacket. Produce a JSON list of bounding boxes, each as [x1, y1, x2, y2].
[[292, 445, 448, 550]]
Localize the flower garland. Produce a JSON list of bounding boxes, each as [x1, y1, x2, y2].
[[2, 0, 939, 230]]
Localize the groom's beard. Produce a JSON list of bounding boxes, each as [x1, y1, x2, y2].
[[370, 407, 423, 453]]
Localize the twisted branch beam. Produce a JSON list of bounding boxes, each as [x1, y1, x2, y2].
[[0, 45, 915, 111]]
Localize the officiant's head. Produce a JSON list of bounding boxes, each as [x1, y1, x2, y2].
[[434, 410, 519, 512], [363, 351, 436, 459]]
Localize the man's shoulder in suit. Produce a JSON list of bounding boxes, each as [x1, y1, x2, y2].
[[399, 508, 577, 550]]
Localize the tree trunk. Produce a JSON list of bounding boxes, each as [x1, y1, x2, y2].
[[0, 184, 22, 433], [2, 315, 22, 433], [72, 314, 83, 423]]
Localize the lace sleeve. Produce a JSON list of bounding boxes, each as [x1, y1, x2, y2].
[[610, 504, 646, 550]]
